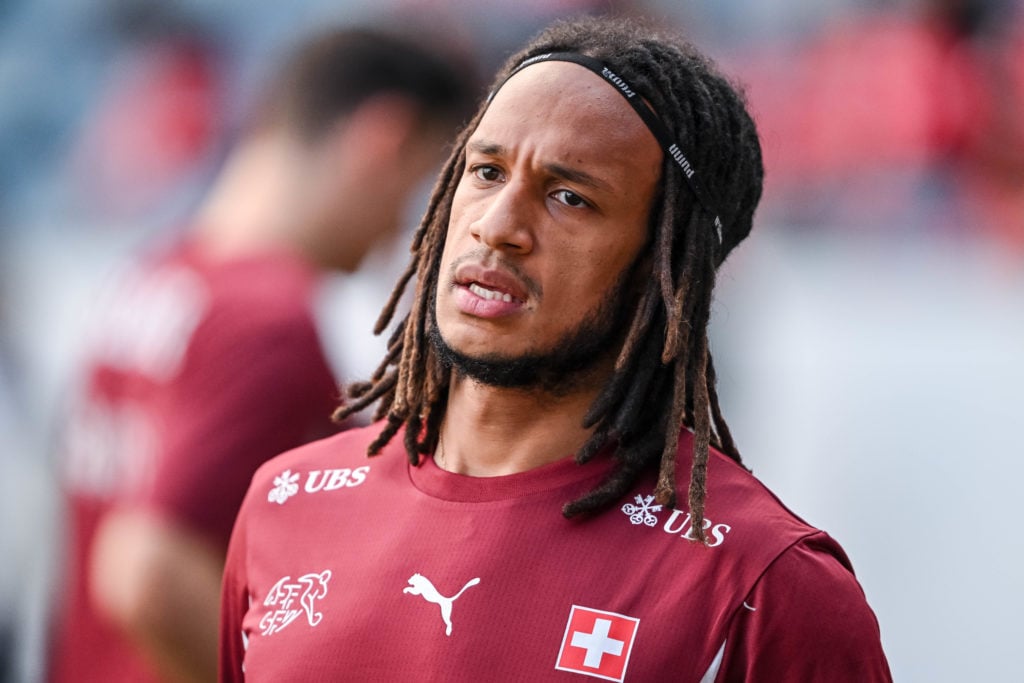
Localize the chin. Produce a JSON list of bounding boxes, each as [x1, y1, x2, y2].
[[443, 329, 529, 363]]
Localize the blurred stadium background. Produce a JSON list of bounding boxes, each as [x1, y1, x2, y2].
[[1, 0, 1022, 680]]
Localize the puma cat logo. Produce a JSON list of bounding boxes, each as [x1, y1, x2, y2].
[[403, 573, 480, 636]]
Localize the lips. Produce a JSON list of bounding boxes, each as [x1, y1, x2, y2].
[[450, 261, 532, 318], [454, 262, 530, 303]]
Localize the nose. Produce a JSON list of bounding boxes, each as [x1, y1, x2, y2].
[[469, 180, 535, 254]]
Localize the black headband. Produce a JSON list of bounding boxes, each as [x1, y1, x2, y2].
[[489, 51, 723, 243]]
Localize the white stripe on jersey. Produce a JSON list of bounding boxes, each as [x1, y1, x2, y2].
[[699, 641, 726, 683]]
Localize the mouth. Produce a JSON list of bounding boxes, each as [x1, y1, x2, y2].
[[454, 261, 533, 302], [467, 282, 517, 303], [450, 261, 533, 318]]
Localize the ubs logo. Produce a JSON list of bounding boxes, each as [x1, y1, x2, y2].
[[267, 466, 370, 504], [621, 493, 732, 547]]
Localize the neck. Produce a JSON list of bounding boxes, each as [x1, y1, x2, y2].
[[436, 372, 604, 477], [193, 131, 317, 263]]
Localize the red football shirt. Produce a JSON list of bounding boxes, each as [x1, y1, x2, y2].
[[220, 424, 891, 682], [50, 241, 340, 683]]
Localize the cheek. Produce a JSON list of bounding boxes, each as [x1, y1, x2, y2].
[[545, 245, 643, 315], [542, 253, 613, 312], [572, 239, 644, 285], [437, 192, 483, 275], [434, 224, 463, 298], [436, 242, 455, 286], [448, 179, 475, 227]]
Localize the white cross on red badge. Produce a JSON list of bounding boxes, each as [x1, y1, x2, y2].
[[556, 605, 640, 682]]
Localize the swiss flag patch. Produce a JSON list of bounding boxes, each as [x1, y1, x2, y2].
[[555, 605, 640, 682]]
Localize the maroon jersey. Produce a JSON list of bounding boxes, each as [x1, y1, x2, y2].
[[220, 425, 891, 682], [50, 241, 340, 683]]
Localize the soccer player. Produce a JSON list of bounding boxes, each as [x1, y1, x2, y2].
[[220, 16, 892, 681], [49, 27, 473, 683]]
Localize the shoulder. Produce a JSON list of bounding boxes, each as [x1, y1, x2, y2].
[[714, 534, 892, 681], [252, 423, 385, 482], [675, 432, 824, 556], [180, 253, 325, 364], [243, 422, 401, 502], [753, 533, 863, 611], [199, 250, 319, 326], [661, 435, 891, 679]]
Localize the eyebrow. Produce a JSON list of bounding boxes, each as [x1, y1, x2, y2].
[[467, 138, 614, 194]]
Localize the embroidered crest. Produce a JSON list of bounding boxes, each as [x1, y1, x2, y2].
[[556, 605, 640, 682], [259, 570, 332, 635]]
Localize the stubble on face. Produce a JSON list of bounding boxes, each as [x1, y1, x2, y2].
[[428, 259, 640, 397]]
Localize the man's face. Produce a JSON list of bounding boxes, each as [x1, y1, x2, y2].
[[433, 60, 662, 388]]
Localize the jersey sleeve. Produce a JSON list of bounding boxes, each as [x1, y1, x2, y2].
[[715, 533, 892, 682], [219, 490, 251, 683], [136, 299, 339, 547]]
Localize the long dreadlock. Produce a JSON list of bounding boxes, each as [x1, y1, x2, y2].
[[335, 16, 764, 543]]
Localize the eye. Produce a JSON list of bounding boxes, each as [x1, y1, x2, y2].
[[551, 189, 590, 209], [471, 164, 503, 182]]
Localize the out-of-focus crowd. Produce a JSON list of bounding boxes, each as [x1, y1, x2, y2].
[[1, 1, 1021, 681]]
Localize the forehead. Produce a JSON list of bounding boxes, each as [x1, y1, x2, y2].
[[471, 61, 662, 187]]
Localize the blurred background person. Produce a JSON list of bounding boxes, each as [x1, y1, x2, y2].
[[44, 24, 474, 683]]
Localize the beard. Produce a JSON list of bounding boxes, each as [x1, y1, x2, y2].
[[428, 267, 636, 396]]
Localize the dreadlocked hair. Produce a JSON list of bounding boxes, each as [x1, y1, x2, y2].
[[334, 15, 764, 544]]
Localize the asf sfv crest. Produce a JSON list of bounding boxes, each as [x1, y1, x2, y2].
[[259, 570, 332, 636]]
